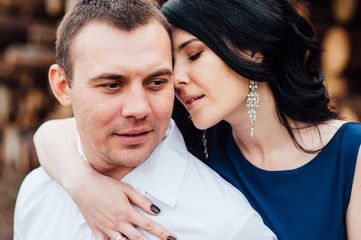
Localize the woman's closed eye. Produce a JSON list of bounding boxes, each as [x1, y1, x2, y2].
[[188, 51, 203, 61]]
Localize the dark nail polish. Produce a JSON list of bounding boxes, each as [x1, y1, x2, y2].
[[153, 1, 161, 9], [167, 237, 176, 240], [150, 204, 161, 214]]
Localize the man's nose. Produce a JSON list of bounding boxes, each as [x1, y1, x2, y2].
[[121, 87, 151, 120]]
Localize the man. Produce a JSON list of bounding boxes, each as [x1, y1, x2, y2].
[[14, 0, 276, 240]]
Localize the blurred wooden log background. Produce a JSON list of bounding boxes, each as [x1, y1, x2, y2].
[[0, 0, 75, 178], [0, 0, 360, 239]]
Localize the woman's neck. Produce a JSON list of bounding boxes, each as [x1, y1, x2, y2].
[[227, 83, 322, 171]]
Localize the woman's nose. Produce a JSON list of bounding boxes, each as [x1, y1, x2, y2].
[[173, 70, 190, 88]]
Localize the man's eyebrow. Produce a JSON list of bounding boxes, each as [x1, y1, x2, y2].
[[178, 38, 200, 51], [88, 70, 171, 82], [147, 69, 172, 78], [88, 73, 124, 83]]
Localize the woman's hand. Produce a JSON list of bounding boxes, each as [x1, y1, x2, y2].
[[69, 166, 176, 240], [33, 119, 176, 240]]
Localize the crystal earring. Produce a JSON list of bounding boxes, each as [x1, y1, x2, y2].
[[202, 130, 209, 159], [246, 80, 260, 138]]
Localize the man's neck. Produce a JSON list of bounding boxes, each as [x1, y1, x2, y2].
[[90, 164, 135, 181], [77, 137, 137, 180]]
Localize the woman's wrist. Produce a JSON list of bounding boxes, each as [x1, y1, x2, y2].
[[62, 158, 95, 197]]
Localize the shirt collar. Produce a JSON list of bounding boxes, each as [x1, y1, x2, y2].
[[77, 119, 188, 208]]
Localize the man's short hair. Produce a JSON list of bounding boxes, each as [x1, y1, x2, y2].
[[56, 0, 170, 86]]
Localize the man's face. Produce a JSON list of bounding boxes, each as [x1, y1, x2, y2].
[[69, 21, 173, 177]]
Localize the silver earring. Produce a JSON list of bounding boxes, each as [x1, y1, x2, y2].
[[202, 130, 209, 159], [247, 80, 260, 138]]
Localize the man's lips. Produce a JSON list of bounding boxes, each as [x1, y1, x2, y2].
[[113, 128, 153, 145], [115, 129, 152, 136]]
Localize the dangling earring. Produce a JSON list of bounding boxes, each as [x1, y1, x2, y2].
[[202, 130, 209, 159], [247, 80, 260, 138]]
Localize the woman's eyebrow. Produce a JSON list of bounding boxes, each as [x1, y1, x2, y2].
[[177, 38, 200, 51]]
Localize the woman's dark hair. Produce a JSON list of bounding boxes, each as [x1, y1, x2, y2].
[[162, 0, 337, 157]]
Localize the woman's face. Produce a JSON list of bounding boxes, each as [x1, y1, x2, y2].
[[172, 27, 250, 129]]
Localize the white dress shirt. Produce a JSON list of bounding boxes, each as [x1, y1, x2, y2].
[[14, 119, 276, 240]]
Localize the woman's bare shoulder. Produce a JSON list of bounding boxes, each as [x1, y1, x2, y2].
[[319, 119, 359, 145]]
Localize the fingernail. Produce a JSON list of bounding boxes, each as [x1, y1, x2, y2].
[[153, 1, 161, 9], [150, 204, 161, 214], [167, 237, 176, 240]]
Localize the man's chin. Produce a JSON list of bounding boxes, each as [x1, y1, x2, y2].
[[110, 147, 156, 167]]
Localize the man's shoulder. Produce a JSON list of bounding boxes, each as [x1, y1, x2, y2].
[[15, 166, 68, 218], [17, 167, 56, 197], [14, 167, 85, 240]]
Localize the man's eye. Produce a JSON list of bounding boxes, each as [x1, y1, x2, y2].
[[147, 80, 167, 90], [98, 82, 122, 93], [188, 51, 202, 61], [150, 80, 165, 86], [105, 83, 121, 89]]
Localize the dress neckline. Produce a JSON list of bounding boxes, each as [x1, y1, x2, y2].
[[227, 122, 356, 174]]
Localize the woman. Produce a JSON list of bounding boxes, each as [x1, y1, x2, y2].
[[34, 0, 361, 239]]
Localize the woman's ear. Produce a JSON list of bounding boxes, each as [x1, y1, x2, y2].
[[251, 51, 263, 63], [48, 64, 72, 107], [241, 50, 264, 63]]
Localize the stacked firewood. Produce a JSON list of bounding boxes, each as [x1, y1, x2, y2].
[[0, 0, 75, 175]]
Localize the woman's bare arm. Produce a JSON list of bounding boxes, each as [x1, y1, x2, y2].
[[346, 145, 361, 240], [33, 118, 176, 240], [34, 118, 82, 192]]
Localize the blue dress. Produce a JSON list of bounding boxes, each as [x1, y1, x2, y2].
[[207, 122, 361, 240]]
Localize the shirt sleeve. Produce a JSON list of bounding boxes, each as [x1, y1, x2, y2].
[[13, 181, 25, 240], [12, 167, 47, 240], [13, 214, 22, 240]]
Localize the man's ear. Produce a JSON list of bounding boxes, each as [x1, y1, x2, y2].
[[48, 64, 72, 107]]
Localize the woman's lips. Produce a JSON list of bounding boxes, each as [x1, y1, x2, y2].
[[182, 95, 205, 111]]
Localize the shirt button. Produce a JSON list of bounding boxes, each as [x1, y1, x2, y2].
[[80, 232, 87, 239]]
